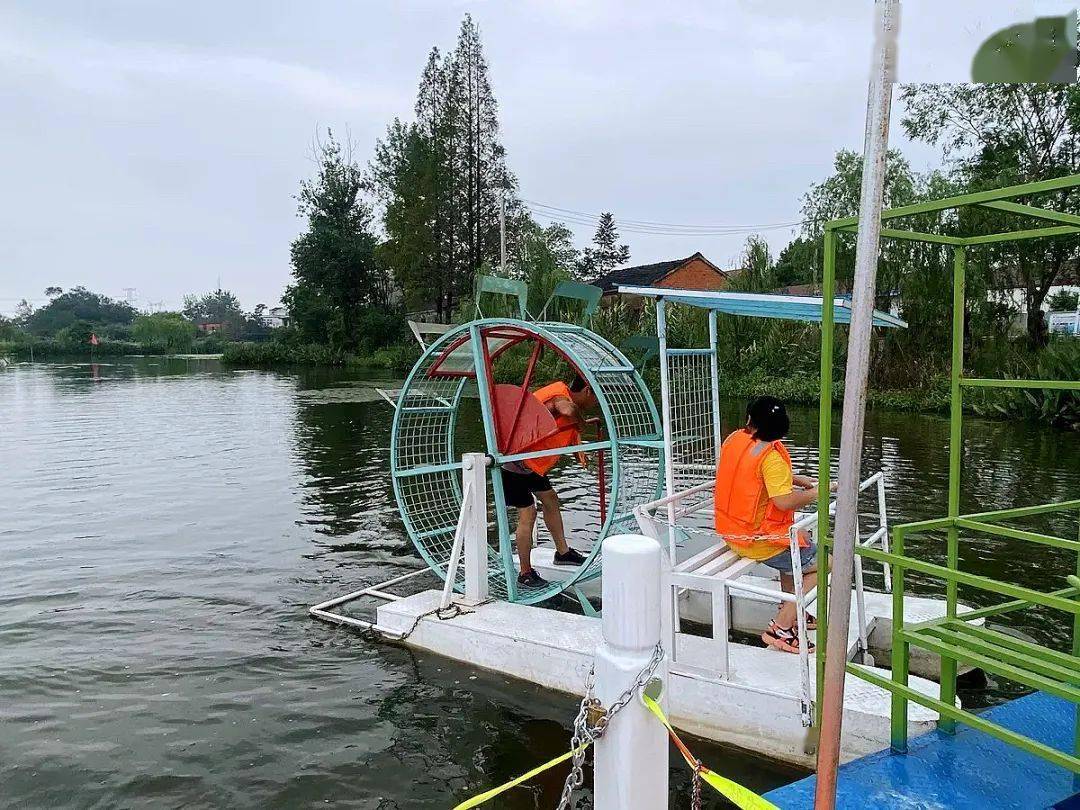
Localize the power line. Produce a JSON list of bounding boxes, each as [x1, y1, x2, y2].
[[522, 199, 805, 235], [526, 207, 802, 236]]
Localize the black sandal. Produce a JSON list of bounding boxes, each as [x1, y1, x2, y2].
[[762, 621, 815, 654]]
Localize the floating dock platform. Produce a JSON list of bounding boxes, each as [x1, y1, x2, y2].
[[374, 588, 947, 768], [764, 691, 1080, 809]]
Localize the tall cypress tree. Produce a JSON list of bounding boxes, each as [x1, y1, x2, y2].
[[450, 15, 517, 306], [578, 212, 630, 279], [372, 15, 519, 318]]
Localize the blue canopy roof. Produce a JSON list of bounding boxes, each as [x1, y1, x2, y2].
[[617, 285, 907, 328]]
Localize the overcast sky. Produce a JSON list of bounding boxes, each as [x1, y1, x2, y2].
[[0, 1, 1070, 315]]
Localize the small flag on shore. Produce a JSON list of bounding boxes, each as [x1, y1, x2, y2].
[[89, 333, 99, 346]]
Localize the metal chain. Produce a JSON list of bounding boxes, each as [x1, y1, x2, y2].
[[690, 760, 702, 810], [557, 642, 664, 810], [394, 602, 464, 643]]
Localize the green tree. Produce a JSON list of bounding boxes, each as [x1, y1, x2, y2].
[[577, 212, 630, 279], [182, 289, 248, 336], [132, 312, 196, 352], [280, 282, 336, 346], [901, 83, 1080, 344], [371, 16, 518, 318], [25, 287, 136, 337], [0, 315, 19, 341], [1048, 289, 1079, 311], [514, 218, 579, 315], [372, 119, 442, 314], [14, 300, 33, 323], [772, 238, 819, 289], [54, 319, 97, 350], [729, 235, 774, 292], [289, 132, 386, 349], [451, 15, 518, 292]]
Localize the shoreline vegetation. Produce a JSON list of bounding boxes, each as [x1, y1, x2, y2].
[[2, 18, 1077, 429], [3, 332, 1073, 425]]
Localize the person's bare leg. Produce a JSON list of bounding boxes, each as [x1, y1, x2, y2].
[[516, 505, 537, 572], [775, 569, 818, 629], [534, 489, 569, 554]]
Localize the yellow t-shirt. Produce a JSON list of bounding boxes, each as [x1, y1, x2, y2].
[[738, 448, 795, 561]]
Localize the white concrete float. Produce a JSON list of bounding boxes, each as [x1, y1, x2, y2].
[[531, 546, 973, 681], [375, 589, 945, 769]]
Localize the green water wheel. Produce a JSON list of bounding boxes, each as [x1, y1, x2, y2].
[[390, 318, 663, 604]]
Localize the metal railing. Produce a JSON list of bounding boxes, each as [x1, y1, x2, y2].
[[850, 499, 1080, 773], [633, 472, 890, 728]]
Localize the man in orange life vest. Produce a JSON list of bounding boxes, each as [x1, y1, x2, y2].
[[501, 376, 595, 588], [714, 396, 833, 654]]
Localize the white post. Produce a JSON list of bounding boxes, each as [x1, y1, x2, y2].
[[656, 298, 681, 639], [655, 299, 677, 561], [707, 309, 723, 463], [816, 1, 900, 805], [593, 534, 668, 810], [440, 454, 490, 610], [463, 453, 489, 605]]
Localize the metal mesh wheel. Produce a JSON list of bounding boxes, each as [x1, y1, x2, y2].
[[390, 318, 663, 604]]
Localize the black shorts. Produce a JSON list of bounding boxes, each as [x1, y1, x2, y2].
[[500, 469, 553, 508]]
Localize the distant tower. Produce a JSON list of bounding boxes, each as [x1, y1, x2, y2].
[[122, 287, 138, 306]]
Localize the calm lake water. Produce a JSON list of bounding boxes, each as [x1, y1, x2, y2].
[[2, 358, 1078, 808]]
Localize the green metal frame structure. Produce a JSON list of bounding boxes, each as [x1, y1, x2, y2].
[[816, 174, 1080, 772], [540, 280, 604, 326]]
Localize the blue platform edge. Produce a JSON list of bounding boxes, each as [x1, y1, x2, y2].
[[764, 692, 1079, 810]]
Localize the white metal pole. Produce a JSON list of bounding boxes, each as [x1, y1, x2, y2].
[[815, 2, 900, 805], [593, 533, 668, 810], [878, 474, 892, 592], [463, 453, 490, 605], [440, 479, 473, 611], [655, 299, 678, 562], [708, 309, 723, 463]]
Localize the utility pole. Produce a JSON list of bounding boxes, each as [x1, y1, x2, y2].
[[499, 194, 507, 274], [814, 2, 899, 807]]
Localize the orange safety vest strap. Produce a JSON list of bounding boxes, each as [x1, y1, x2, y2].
[[522, 382, 581, 476], [714, 429, 805, 549]]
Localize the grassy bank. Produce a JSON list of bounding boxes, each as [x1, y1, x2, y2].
[[220, 340, 420, 373], [0, 337, 223, 360]]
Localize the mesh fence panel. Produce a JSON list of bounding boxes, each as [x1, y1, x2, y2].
[[667, 352, 717, 492]]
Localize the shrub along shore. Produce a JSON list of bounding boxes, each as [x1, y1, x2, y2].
[[216, 335, 1072, 427], [4, 331, 1073, 427]]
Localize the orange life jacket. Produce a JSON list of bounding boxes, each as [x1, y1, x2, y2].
[[714, 429, 805, 549], [522, 381, 581, 476]]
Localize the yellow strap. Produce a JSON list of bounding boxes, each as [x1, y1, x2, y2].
[[642, 693, 780, 810], [451, 744, 589, 810]]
